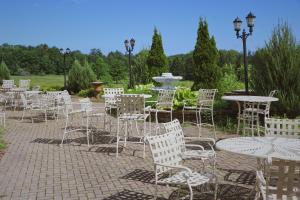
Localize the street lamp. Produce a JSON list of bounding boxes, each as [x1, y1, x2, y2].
[[233, 12, 256, 95], [124, 38, 135, 89], [59, 48, 71, 90]]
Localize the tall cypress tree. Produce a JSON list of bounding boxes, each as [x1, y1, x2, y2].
[[0, 60, 10, 84], [147, 28, 168, 78], [192, 18, 221, 90]]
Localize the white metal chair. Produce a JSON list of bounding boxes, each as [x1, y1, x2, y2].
[[146, 89, 175, 133], [61, 98, 92, 146], [239, 90, 278, 136], [103, 88, 124, 111], [163, 119, 216, 171], [103, 88, 124, 132], [19, 79, 30, 90], [182, 89, 217, 139], [115, 94, 149, 158], [2, 80, 15, 90], [146, 131, 217, 200], [255, 159, 300, 200], [265, 118, 300, 138]]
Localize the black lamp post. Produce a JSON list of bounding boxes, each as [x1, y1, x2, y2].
[[233, 12, 256, 95], [124, 38, 135, 89], [59, 48, 71, 90]]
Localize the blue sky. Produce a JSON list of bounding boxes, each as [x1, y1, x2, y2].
[[0, 0, 299, 55]]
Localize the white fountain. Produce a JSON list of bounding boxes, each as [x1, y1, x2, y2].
[[152, 73, 182, 90]]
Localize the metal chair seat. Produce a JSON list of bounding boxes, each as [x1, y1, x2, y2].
[[158, 171, 210, 187]]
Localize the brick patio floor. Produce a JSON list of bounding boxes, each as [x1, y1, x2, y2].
[[0, 104, 257, 200]]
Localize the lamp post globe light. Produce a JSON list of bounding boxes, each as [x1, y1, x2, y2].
[[59, 48, 71, 90], [233, 12, 256, 95], [124, 38, 135, 89]]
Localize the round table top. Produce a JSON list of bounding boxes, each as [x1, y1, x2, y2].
[[222, 95, 278, 103], [102, 94, 152, 99], [25, 91, 42, 94], [216, 136, 300, 161]]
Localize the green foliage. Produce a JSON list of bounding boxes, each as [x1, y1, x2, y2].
[[192, 18, 221, 90], [173, 87, 197, 110], [147, 28, 168, 78], [68, 60, 96, 93], [168, 52, 195, 80], [78, 88, 97, 97], [218, 64, 244, 96], [107, 51, 127, 84], [251, 22, 300, 117], [133, 49, 150, 84], [0, 60, 10, 84], [82, 61, 97, 89]]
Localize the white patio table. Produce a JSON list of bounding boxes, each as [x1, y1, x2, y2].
[[216, 136, 300, 161], [102, 94, 152, 99], [221, 95, 278, 135]]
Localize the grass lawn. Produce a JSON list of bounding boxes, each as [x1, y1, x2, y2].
[[12, 75, 64, 90]]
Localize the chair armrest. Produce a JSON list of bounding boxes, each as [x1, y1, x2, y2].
[[184, 144, 204, 151], [256, 170, 266, 186], [185, 137, 215, 145], [154, 163, 192, 174]]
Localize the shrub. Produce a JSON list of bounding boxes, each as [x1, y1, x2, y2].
[[68, 60, 96, 93], [173, 87, 197, 110], [0, 60, 10, 84], [251, 22, 300, 117], [218, 64, 244, 96], [78, 88, 97, 98]]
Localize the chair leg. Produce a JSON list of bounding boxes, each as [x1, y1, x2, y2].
[[188, 183, 193, 200], [211, 109, 216, 140], [86, 115, 89, 147], [116, 118, 120, 157], [21, 108, 25, 121], [182, 108, 185, 123], [214, 176, 218, 200], [198, 109, 202, 137], [61, 117, 69, 146]]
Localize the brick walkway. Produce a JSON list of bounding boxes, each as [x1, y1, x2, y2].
[[0, 105, 256, 200]]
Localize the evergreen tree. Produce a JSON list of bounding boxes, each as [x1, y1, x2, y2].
[[133, 49, 150, 84], [0, 60, 10, 84], [192, 18, 221, 90], [68, 60, 83, 93], [81, 60, 96, 89], [147, 28, 168, 78], [251, 22, 300, 117]]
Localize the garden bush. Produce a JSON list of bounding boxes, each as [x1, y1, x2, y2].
[[78, 88, 97, 98], [68, 60, 96, 93], [251, 22, 300, 117], [0, 60, 10, 84]]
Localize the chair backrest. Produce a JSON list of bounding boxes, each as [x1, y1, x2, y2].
[[19, 80, 30, 90], [20, 93, 28, 107], [265, 118, 300, 138], [2, 80, 14, 89], [263, 159, 300, 199], [268, 90, 277, 97], [146, 131, 182, 175], [156, 89, 176, 109], [163, 119, 186, 153], [79, 98, 92, 113], [116, 94, 144, 116], [197, 89, 217, 108], [104, 88, 124, 107], [104, 88, 124, 95]]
